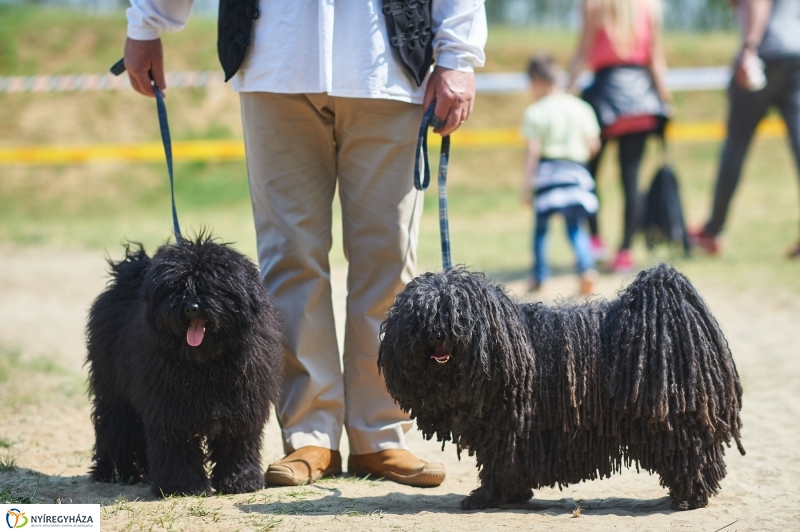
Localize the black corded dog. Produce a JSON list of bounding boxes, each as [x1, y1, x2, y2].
[[86, 234, 282, 497], [379, 264, 744, 510]]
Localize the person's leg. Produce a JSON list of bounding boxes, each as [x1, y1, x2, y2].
[[565, 210, 596, 295], [532, 211, 551, 285], [776, 62, 800, 254], [617, 132, 649, 251], [703, 76, 777, 237], [587, 139, 607, 238], [332, 97, 444, 487], [240, 93, 344, 455], [330, 96, 423, 454], [565, 211, 594, 275]]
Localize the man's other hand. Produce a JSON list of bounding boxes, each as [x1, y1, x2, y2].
[[422, 66, 476, 136], [124, 37, 167, 98]]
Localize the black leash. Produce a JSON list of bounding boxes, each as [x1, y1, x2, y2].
[[110, 58, 182, 242], [414, 104, 452, 271]]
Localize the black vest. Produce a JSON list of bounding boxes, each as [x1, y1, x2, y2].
[[217, 0, 434, 86]]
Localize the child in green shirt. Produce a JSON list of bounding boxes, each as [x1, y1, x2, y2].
[[522, 55, 601, 296]]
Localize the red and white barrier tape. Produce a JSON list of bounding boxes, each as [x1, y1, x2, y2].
[[0, 67, 732, 94]]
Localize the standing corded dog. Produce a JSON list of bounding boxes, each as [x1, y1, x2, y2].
[[121, 0, 487, 486], [379, 46, 744, 513], [379, 264, 745, 510]]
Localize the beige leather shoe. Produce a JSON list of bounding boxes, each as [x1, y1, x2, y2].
[[348, 449, 445, 487], [265, 446, 342, 486]]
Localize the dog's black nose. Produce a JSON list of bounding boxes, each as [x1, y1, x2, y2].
[[184, 302, 200, 318]]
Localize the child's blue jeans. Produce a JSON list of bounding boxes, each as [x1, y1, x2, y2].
[[533, 206, 595, 283]]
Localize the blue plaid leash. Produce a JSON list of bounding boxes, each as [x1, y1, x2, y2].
[[414, 104, 452, 271], [110, 58, 183, 242]]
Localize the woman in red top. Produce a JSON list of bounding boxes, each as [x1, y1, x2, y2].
[[568, 0, 672, 272]]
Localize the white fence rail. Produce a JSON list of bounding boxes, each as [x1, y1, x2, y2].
[[0, 67, 732, 95]]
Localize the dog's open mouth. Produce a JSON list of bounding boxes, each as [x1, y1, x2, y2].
[[187, 318, 206, 347], [430, 346, 451, 364]]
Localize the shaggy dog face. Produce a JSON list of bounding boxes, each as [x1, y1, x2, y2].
[[379, 270, 532, 446], [87, 235, 282, 497], [379, 266, 744, 511], [142, 239, 267, 362]]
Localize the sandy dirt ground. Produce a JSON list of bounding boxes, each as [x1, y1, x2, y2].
[[1, 245, 799, 531]]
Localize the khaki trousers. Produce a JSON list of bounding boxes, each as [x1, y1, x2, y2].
[[240, 93, 423, 454]]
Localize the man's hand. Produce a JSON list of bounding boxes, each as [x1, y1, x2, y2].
[[124, 37, 167, 98], [422, 66, 476, 136], [734, 46, 759, 89]]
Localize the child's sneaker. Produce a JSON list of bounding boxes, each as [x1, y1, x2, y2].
[[526, 275, 543, 293], [590, 235, 607, 261], [609, 249, 634, 273], [579, 270, 597, 297]]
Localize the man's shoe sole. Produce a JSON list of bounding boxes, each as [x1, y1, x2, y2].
[[265, 467, 341, 487], [350, 468, 445, 488]]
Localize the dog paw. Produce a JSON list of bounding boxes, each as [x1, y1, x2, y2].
[[670, 493, 709, 511], [671, 499, 691, 511], [460, 490, 500, 510], [506, 488, 533, 504], [213, 469, 264, 494], [460, 497, 490, 510]]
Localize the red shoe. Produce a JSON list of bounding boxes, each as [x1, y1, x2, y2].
[[609, 249, 634, 273], [688, 227, 722, 255], [590, 236, 607, 262]]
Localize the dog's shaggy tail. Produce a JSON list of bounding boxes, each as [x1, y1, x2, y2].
[[610, 264, 745, 499]]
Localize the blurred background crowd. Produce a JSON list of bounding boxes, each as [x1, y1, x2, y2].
[[1, 0, 798, 298], [520, 0, 800, 296]]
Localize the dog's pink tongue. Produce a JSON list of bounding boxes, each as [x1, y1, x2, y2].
[[187, 318, 206, 347]]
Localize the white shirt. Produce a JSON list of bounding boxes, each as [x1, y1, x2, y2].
[[127, 0, 487, 103]]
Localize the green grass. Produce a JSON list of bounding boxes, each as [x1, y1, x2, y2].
[[0, 454, 17, 472], [0, 6, 218, 76], [6, 134, 797, 294], [0, 346, 86, 409], [0, 487, 33, 504]]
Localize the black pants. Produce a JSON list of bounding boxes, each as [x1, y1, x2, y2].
[[588, 132, 649, 251], [705, 59, 800, 236]]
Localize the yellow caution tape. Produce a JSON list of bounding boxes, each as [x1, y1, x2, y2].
[[0, 139, 246, 165], [0, 118, 788, 165], [451, 118, 787, 146]]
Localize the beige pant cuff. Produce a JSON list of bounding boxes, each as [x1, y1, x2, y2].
[[346, 422, 412, 455], [284, 429, 341, 453]]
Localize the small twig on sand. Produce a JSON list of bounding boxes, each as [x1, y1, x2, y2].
[[713, 519, 740, 532]]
